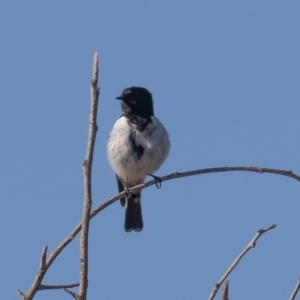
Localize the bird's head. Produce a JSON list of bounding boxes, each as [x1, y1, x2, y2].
[[116, 86, 154, 119]]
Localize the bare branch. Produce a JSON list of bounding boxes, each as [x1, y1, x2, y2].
[[91, 166, 300, 218], [21, 165, 297, 299], [46, 225, 81, 272], [64, 288, 79, 299], [208, 224, 276, 300], [38, 283, 79, 290], [78, 52, 100, 300], [17, 289, 25, 299], [289, 278, 300, 300], [17, 246, 48, 299], [221, 280, 229, 300], [18, 53, 100, 300], [132, 166, 300, 193], [39, 246, 47, 271]]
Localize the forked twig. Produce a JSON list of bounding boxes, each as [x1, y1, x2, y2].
[[17, 246, 48, 300], [208, 224, 276, 300], [17, 53, 100, 300]]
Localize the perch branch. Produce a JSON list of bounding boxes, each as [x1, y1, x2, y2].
[[208, 224, 276, 300], [79, 52, 100, 300], [91, 166, 300, 217], [289, 278, 300, 300]]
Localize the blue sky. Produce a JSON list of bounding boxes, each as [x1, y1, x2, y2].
[[1, 1, 300, 299]]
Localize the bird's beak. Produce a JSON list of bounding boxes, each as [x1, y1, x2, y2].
[[116, 96, 123, 100]]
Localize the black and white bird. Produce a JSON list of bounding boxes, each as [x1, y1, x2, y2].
[[107, 87, 170, 232]]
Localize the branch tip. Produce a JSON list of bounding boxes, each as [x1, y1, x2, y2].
[[17, 289, 25, 297], [39, 245, 48, 270], [208, 223, 276, 300], [222, 280, 229, 300]]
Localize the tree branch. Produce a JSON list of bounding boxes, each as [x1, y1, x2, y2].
[[20, 165, 298, 299], [38, 283, 79, 290], [17, 289, 25, 298], [208, 224, 276, 300], [221, 280, 229, 300], [135, 166, 300, 193], [289, 278, 300, 300], [90, 166, 300, 218], [18, 246, 48, 300], [78, 52, 100, 300], [64, 288, 79, 299]]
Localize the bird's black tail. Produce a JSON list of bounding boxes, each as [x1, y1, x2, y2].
[[125, 193, 143, 232]]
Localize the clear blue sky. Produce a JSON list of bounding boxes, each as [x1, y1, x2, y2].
[[1, 1, 299, 299]]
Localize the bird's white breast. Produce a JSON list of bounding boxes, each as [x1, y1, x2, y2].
[[107, 116, 170, 186]]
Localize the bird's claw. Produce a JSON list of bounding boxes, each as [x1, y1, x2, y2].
[[124, 179, 132, 197], [125, 186, 131, 197], [150, 174, 162, 189]]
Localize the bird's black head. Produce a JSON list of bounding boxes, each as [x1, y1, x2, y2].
[[116, 86, 154, 119]]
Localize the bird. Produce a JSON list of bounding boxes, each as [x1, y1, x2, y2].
[[107, 86, 170, 232]]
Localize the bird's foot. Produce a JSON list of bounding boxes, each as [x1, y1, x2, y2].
[[124, 178, 132, 197], [149, 174, 162, 189], [125, 186, 132, 197]]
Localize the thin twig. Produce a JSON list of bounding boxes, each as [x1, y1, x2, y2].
[[64, 288, 79, 299], [221, 280, 229, 300], [208, 224, 276, 300], [18, 246, 48, 300], [38, 283, 79, 290], [289, 278, 300, 300], [17, 290, 25, 298], [20, 165, 298, 299], [78, 52, 100, 300], [39, 245, 47, 270]]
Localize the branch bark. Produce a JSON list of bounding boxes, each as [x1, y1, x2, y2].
[[208, 224, 276, 300], [289, 278, 300, 300], [18, 246, 48, 300], [78, 52, 100, 300], [221, 280, 229, 300], [64, 288, 79, 299], [38, 283, 79, 290]]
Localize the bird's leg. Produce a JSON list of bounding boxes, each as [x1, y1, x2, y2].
[[124, 177, 131, 197], [149, 174, 162, 189]]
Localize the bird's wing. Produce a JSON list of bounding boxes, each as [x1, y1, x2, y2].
[[116, 175, 126, 206]]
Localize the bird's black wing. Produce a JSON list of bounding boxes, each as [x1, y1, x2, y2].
[[116, 175, 126, 207]]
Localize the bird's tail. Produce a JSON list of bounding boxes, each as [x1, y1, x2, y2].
[[125, 193, 143, 232]]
